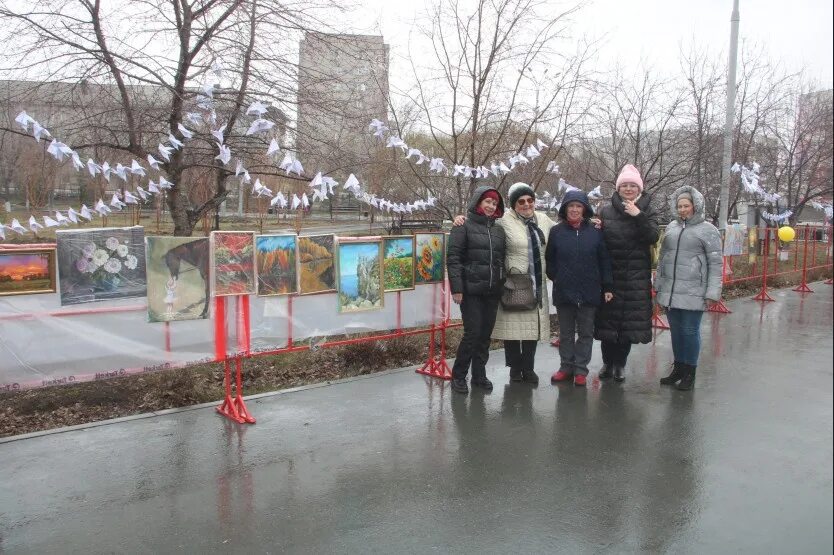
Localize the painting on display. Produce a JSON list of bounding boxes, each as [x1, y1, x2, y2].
[[414, 232, 445, 284], [255, 234, 298, 296], [724, 224, 745, 256], [56, 226, 147, 306], [0, 248, 57, 296], [298, 234, 336, 295], [145, 237, 210, 322], [211, 231, 256, 296], [382, 236, 415, 292], [337, 239, 383, 313]]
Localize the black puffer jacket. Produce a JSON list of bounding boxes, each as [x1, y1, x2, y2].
[[594, 192, 660, 344], [447, 185, 507, 297]]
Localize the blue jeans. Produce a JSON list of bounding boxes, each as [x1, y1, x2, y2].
[[666, 308, 704, 366]]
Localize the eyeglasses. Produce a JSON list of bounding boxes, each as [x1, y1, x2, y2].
[[515, 198, 535, 206]]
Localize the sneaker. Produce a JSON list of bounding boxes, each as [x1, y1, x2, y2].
[[574, 374, 587, 386], [451, 378, 469, 394], [471, 377, 493, 392], [550, 370, 571, 383]]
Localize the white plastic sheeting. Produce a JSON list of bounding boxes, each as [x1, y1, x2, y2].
[[1, 283, 456, 391]]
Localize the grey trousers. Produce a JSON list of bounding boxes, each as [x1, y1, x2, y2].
[[557, 303, 597, 376]]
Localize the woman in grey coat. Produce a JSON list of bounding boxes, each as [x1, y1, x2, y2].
[[654, 185, 722, 390]]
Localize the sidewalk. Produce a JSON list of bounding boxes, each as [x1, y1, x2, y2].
[[1, 285, 832, 553]]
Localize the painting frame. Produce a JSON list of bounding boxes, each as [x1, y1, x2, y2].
[[0, 248, 57, 297], [145, 236, 211, 322], [255, 233, 299, 297], [414, 232, 446, 285], [382, 235, 416, 292], [297, 233, 337, 296], [56, 226, 147, 306], [336, 238, 384, 314], [210, 231, 256, 297]]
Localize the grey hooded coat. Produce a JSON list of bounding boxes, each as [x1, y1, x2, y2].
[[655, 185, 723, 311]]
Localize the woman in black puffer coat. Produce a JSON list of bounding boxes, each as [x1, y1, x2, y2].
[[447, 185, 507, 394], [594, 164, 661, 382]]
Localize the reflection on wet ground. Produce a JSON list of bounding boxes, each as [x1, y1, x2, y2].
[[0, 286, 831, 552]]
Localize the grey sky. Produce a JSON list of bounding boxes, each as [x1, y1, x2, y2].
[[349, 0, 834, 89]]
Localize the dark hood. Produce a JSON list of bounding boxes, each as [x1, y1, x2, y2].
[[467, 185, 505, 218], [558, 189, 594, 220]]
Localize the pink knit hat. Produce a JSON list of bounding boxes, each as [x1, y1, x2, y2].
[[615, 164, 644, 192]]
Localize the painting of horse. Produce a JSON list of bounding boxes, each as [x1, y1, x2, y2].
[[145, 236, 210, 322]]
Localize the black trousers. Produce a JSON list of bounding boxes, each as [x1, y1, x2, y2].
[[503, 339, 538, 373], [601, 340, 632, 366], [452, 295, 500, 380]]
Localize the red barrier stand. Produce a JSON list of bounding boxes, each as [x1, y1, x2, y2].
[[793, 225, 814, 293], [416, 282, 452, 380], [753, 228, 776, 302], [707, 256, 733, 313], [651, 303, 670, 329], [215, 296, 256, 424]]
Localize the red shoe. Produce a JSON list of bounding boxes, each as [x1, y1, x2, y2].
[[551, 370, 571, 383], [574, 374, 587, 386]]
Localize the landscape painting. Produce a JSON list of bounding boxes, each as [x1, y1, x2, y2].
[[255, 234, 298, 296], [382, 236, 415, 292], [0, 248, 56, 296], [414, 232, 445, 284], [145, 236, 210, 322], [298, 234, 336, 295], [211, 231, 256, 296], [56, 226, 147, 306], [337, 240, 383, 313]]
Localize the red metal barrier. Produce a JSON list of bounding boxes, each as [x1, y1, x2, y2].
[[753, 228, 776, 302], [793, 225, 814, 293]]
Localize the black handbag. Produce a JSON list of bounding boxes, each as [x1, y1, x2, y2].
[[501, 271, 537, 311]]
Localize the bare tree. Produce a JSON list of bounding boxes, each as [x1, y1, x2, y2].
[[0, 0, 339, 236]]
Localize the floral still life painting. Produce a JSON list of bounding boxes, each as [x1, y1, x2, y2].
[[0, 248, 56, 296], [256, 234, 298, 296], [211, 232, 256, 296], [382, 236, 415, 292], [337, 240, 383, 313], [414, 233, 445, 284], [56, 227, 147, 306], [145, 236, 210, 322]]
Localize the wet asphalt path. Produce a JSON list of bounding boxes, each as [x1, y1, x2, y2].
[[0, 284, 832, 553]]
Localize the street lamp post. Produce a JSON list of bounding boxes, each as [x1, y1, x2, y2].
[[719, 0, 741, 230]]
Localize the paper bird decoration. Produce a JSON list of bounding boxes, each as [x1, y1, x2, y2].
[[15, 111, 34, 131], [28, 215, 43, 231], [211, 124, 226, 143], [246, 118, 274, 135], [43, 215, 59, 228], [215, 143, 231, 165], [177, 123, 194, 139], [247, 101, 269, 116], [10, 219, 27, 235], [267, 138, 281, 156], [32, 122, 51, 142], [168, 134, 184, 150], [158, 143, 173, 161], [147, 154, 162, 170]]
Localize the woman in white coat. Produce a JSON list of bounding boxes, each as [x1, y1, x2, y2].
[[491, 183, 556, 385]]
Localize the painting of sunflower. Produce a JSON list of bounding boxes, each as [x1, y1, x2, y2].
[[414, 232, 445, 284]]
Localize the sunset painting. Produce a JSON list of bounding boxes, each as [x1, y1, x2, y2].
[[0, 248, 57, 296]]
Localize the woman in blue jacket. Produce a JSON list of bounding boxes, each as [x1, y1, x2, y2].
[[545, 190, 614, 386]]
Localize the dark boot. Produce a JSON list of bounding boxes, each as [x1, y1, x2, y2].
[[509, 367, 523, 382], [471, 377, 494, 392], [598, 364, 613, 379], [660, 362, 684, 385], [613, 364, 625, 382], [521, 368, 539, 385], [451, 378, 469, 394], [676, 364, 696, 391]]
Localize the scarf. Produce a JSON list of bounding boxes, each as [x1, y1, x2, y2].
[[521, 213, 545, 306]]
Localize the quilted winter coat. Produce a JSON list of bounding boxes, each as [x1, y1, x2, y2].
[[491, 209, 556, 341], [655, 185, 723, 311], [447, 185, 507, 297], [593, 191, 661, 344]]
